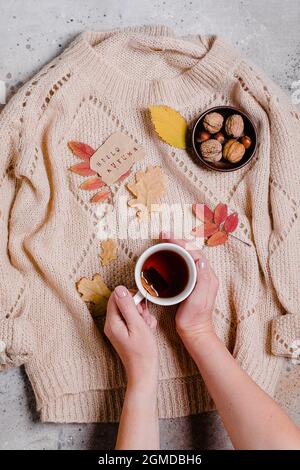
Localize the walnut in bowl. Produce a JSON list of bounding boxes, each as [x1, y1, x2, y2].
[[192, 106, 257, 173]]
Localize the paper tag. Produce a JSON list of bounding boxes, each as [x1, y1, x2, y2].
[[89, 131, 144, 185]]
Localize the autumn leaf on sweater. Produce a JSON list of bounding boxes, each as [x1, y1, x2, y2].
[[127, 166, 166, 220], [68, 140, 130, 204], [79, 177, 106, 190], [76, 273, 111, 317], [148, 105, 188, 149], [224, 212, 239, 233], [100, 239, 118, 266], [206, 230, 228, 246], [69, 161, 96, 177], [68, 141, 95, 160], [90, 189, 111, 204], [214, 203, 228, 225], [192, 202, 239, 247], [192, 203, 214, 223]]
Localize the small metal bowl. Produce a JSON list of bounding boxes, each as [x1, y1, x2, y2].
[[192, 105, 257, 172]]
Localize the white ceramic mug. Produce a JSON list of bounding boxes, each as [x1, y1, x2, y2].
[[133, 242, 197, 306]]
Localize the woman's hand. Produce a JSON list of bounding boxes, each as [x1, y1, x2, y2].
[[160, 233, 219, 350], [104, 286, 158, 390], [105, 286, 160, 450]]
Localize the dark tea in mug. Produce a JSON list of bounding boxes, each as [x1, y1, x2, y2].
[[141, 249, 189, 298]]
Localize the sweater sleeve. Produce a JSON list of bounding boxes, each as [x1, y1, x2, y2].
[[236, 61, 300, 360], [268, 91, 300, 360], [0, 99, 36, 369]]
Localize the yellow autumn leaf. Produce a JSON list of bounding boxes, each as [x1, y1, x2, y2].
[[76, 273, 111, 317], [148, 105, 188, 149], [100, 239, 118, 266]]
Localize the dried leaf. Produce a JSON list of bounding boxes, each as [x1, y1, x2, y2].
[[118, 169, 131, 182], [80, 177, 106, 190], [90, 190, 111, 203], [192, 203, 214, 223], [69, 162, 96, 177], [214, 203, 228, 225], [100, 239, 118, 266], [207, 230, 228, 246], [76, 273, 111, 317], [68, 141, 95, 160], [224, 212, 239, 233], [127, 166, 166, 219], [148, 105, 188, 149], [204, 221, 219, 237]]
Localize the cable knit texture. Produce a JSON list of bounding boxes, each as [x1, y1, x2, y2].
[[0, 25, 299, 423]]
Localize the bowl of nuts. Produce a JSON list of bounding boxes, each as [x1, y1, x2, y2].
[[192, 106, 257, 172]]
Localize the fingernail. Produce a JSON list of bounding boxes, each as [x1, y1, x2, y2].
[[115, 285, 128, 298], [198, 259, 206, 269]]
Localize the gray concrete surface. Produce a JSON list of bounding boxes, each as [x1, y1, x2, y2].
[[0, 0, 299, 450]]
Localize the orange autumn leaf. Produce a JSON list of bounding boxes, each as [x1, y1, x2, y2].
[[69, 162, 96, 177], [204, 221, 219, 237], [192, 203, 214, 223], [214, 203, 228, 225], [118, 169, 131, 182], [207, 230, 228, 246], [68, 141, 95, 160], [79, 177, 106, 190], [90, 190, 111, 203], [224, 212, 239, 233], [193, 222, 218, 238]]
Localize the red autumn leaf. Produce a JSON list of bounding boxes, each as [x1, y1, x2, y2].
[[214, 203, 228, 225], [118, 169, 131, 182], [224, 212, 239, 233], [69, 162, 96, 177], [90, 190, 111, 203], [79, 177, 106, 191], [68, 141, 95, 160], [192, 203, 214, 223], [191, 225, 204, 237], [204, 221, 219, 237], [206, 230, 228, 246]]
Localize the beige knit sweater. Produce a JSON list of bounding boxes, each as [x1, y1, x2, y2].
[[0, 25, 300, 423]]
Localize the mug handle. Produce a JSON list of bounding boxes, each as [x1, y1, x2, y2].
[[133, 291, 144, 305]]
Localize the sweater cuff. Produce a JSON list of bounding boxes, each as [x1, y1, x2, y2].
[[271, 313, 300, 359], [0, 317, 36, 368]]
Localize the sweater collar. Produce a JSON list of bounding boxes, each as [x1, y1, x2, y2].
[[64, 25, 241, 107]]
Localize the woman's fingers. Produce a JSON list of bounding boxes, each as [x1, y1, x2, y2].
[[189, 258, 219, 310], [114, 286, 144, 330], [140, 308, 157, 331]]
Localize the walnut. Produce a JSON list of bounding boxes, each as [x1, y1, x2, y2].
[[200, 139, 222, 163], [203, 112, 224, 134], [225, 114, 244, 138], [223, 139, 245, 163]]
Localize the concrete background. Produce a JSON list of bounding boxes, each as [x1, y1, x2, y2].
[[0, 0, 299, 450]]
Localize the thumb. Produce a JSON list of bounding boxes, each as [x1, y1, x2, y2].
[[191, 257, 212, 299], [114, 286, 143, 329], [196, 257, 211, 282]]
